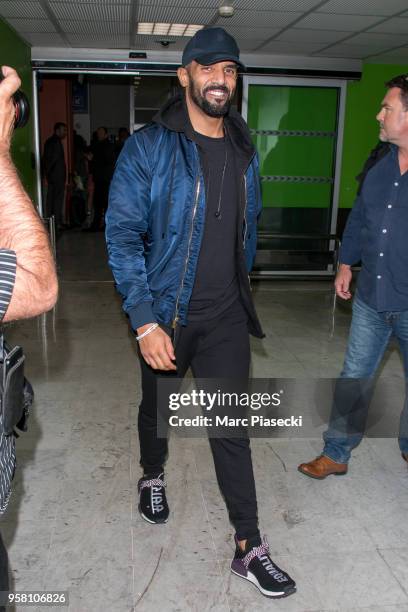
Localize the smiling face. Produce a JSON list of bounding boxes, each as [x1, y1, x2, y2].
[[178, 60, 238, 118], [377, 87, 408, 145]]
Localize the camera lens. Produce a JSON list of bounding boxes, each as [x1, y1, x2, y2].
[[0, 71, 30, 129], [12, 90, 30, 129]]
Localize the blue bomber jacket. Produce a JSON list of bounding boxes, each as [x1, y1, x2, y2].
[[106, 93, 264, 338]]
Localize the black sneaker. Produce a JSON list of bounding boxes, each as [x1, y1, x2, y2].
[[231, 534, 296, 598], [138, 472, 169, 524]]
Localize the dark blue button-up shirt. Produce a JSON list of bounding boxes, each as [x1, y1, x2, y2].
[[340, 144, 408, 312]]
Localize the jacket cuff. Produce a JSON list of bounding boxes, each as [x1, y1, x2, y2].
[[128, 301, 156, 331]]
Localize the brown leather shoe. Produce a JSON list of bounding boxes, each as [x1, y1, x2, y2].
[[402, 452, 408, 464], [298, 455, 348, 480]]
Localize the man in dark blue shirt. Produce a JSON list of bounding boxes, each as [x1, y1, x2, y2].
[[299, 74, 408, 479]]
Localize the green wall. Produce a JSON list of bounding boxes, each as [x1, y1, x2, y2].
[[339, 62, 408, 208], [248, 84, 338, 209], [0, 18, 35, 201]]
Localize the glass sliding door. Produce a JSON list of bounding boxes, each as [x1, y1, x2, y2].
[[242, 76, 346, 275]]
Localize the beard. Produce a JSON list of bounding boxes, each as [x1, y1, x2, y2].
[[189, 79, 232, 118]]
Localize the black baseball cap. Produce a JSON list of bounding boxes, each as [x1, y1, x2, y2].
[[182, 27, 245, 70]]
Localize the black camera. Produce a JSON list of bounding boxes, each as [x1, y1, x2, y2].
[[0, 70, 30, 129]]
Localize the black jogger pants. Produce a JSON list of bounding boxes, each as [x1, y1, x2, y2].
[[137, 299, 259, 540]]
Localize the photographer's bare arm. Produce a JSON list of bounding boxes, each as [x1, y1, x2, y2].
[[0, 66, 57, 321], [137, 323, 176, 371]]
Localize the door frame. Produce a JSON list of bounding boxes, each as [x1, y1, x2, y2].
[[31, 66, 179, 216], [241, 75, 347, 276]]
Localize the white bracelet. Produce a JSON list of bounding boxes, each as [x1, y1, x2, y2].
[[136, 323, 159, 341]]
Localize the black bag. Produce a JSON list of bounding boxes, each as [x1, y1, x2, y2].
[[0, 335, 33, 435]]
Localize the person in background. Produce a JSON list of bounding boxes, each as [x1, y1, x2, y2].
[[42, 121, 67, 231], [0, 65, 58, 606], [298, 74, 408, 479], [71, 132, 89, 227], [114, 126, 130, 161], [86, 126, 115, 231]]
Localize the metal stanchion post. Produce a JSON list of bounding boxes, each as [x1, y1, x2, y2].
[[49, 215, 56, 259], [42, 215, 56, 259]]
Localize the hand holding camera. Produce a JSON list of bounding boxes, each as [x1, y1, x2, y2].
[[0, 65, 30, 153]]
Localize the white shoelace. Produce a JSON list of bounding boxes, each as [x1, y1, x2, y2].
[[243, 536, 289, 583], [242, 536, 270, 569], [139, 477, 166, 514]]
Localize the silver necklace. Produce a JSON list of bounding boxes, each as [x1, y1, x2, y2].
[[214, 131, 228, 220]]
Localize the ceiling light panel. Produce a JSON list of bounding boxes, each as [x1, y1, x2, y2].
[[296, 13, 383, 31], [6, 18, 56, 32], [137, 22, 203, 37], [138, 5, 215, 24], [153, 22, 170, 35], [49, 3, 131, 21], [137, 22, 154, 34], [0, 1, 48, 19], [369, 17, 408, 34], [168, 24, 188, 36], [59, 20, 128, 34], [184, 24, 203, 36], [317, 0, 408, 16], [223, 11, 302, 28]]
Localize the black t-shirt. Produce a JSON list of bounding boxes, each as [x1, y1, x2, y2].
[[188, 130, 240, 321]]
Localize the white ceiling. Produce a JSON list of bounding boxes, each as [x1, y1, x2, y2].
[[1, 0, 408, 64]]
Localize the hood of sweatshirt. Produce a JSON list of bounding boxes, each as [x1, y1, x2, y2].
[[152, 91, 256, 166]]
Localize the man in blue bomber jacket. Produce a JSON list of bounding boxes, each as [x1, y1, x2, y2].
[[106, 28, 296, 599]]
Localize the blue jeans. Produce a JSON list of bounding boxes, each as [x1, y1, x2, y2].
[[323, 294, 408, 463]]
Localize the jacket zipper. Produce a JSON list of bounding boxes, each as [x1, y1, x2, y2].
[[242, 174, 248, 248], [172, 176, 201, 329], [171, 151, 253, 329]]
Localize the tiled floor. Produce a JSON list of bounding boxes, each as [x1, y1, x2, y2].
[[1, 231, 408, 612]]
